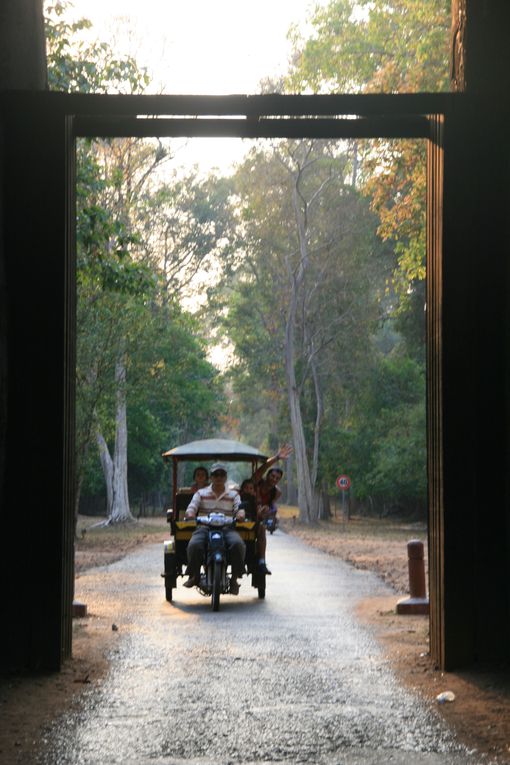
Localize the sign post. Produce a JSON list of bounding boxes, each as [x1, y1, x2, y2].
[[336, 475, 351, 520]]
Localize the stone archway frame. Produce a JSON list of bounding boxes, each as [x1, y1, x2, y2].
[[3, 91, 451, 669]]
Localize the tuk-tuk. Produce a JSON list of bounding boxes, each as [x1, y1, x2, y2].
[[161, 438, 269, 606]]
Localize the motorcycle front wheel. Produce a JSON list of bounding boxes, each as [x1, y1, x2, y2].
[[212, 559, 222, 611]]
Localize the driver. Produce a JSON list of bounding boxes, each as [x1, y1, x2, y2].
[[183, 463, 246, 595]]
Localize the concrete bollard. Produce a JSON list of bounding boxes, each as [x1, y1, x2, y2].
[[72, 600, 87, 618], [396, 539, 429, 615]]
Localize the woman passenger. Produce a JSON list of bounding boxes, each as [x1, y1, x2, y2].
[[191, 466, 209, 492]]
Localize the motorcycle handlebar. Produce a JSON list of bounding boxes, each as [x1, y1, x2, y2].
[[196, 513, 236, 528]]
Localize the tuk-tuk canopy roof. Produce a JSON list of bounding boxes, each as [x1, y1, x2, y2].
[[162, 438, 268, 463]]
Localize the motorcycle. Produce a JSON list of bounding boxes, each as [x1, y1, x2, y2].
[[163, 505, 265, 607], [193, 512, 239, 611]]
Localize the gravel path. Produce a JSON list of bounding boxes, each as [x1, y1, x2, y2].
[[39, 531, 478, 764]]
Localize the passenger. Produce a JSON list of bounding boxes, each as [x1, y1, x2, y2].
[[240, 478, 256, 495], [183, 463, 246, 595], [191, 465, 209, 492], [239, 478, 258, 521], [251, 444, 292, 574], [265, 468, 283, 522]]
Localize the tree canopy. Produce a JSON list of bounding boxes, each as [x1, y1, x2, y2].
[[44, 0, 450, 522], [46, 2, 228, 521]]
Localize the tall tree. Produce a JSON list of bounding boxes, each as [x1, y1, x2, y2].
[[287, 0, 450, 343], [45, 2, 230, 523], [276, 0, 450, 517], [76, 137, 233, 523], [45, 1, 154, 525], [287, 0, 450, 95], [225, 140, 382, 522]]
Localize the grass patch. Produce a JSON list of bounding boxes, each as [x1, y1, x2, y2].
[[75, 514, 168, 574], [77, 514, 167, 545], [276, 503, 300, 520]]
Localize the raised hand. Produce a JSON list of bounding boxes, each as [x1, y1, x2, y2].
[[277, 443, 293, 460]]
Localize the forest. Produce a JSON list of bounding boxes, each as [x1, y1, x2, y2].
[[44, 0, 451, 524]]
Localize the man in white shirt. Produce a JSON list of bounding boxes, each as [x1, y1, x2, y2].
[[183, 462, 246, 594]]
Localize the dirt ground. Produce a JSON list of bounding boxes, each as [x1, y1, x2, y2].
[[1, 512, 509, 764], [286, 513, 510, 764]]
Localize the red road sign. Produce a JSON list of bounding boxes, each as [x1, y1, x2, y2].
[[336, 475, 351, 490]]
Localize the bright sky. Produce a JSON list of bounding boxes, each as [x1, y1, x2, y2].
[[69, 0, 323, 94], [67, 0, 327, 171], [65, 0, 329, 340]]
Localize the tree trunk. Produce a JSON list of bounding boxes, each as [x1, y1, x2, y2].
[[74, 440, 91, 537], [285, 263, 316, 523], [286, 451, 298, 506], [94, 355, 133, 524], [319, 480, 331, 520], [351, 140, 359, 188], [96, 430, 113, 515], [109, 355, 134, 523], [284, 170, 318, 523], [309, 340, 323, 490], [287, 374, 315, 522]]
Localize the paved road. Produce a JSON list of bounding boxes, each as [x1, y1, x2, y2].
[[39, 531, 478, 764]]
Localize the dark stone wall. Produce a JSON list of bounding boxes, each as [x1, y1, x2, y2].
[[440, 99, 510, 668], [441, 0, 510, 668], [0, 1, 47, 89], [464, 1, 510, 95], [0, 122, 6, 522], [0, 1, 66, 671], [0, 0, 48, 524], [0, 95, 75, 671]]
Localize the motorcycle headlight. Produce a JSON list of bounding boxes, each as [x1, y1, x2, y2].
[[209, 512, 226, 527]]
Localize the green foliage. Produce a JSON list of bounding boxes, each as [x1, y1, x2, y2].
[[272, 0, 448, 513], [218, 274, 287, 448], [287, 0, 450, 94], [338, 350, 427, 514], [45, 3, 229, 512], [45, 2, 149, 93], [287, 0, 450, 359], [365, 400, 426, 503], [124, 305, 226, 500], [219, 139, 387, 490], [47, 0, 433, 517], [138, 171, 238, 295]]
